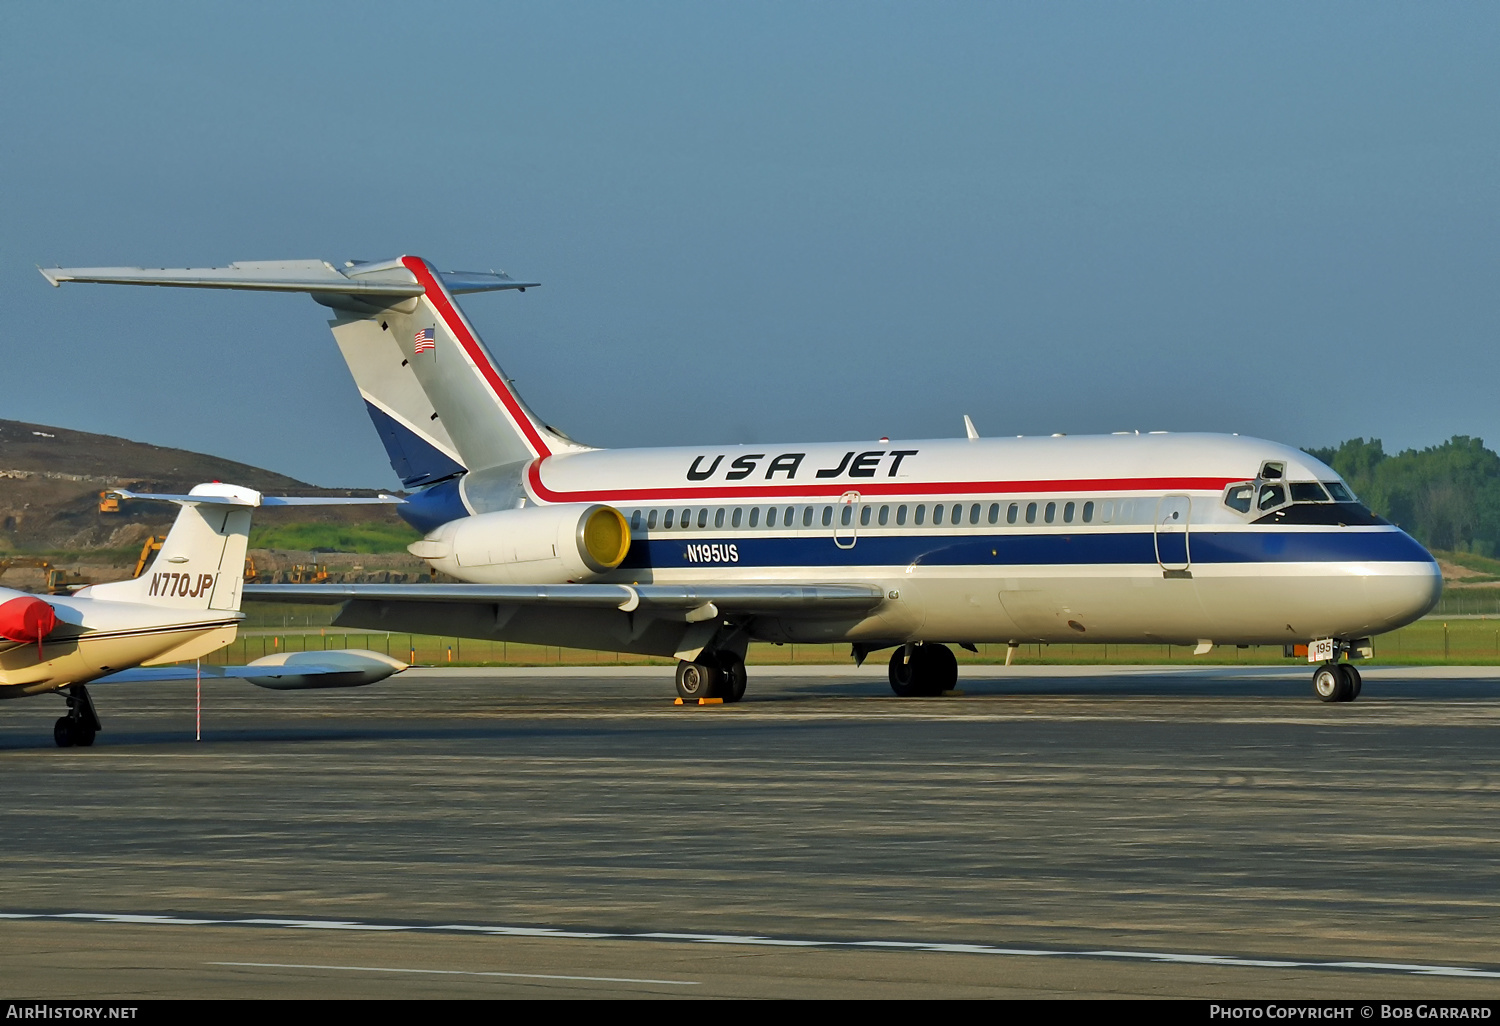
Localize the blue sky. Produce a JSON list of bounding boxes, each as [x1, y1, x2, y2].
[[3, 2, 1496, 486]]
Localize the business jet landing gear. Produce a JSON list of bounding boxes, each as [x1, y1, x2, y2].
[[53, 685, 101, 748], [1313, 662, 1361, 703], [888, 644, 958, 697], [675, 652, 747, 703]]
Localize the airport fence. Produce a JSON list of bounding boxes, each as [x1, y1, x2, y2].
[[1432, 590, 1500, 616]]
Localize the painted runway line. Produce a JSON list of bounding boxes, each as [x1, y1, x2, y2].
[[5, 911, 1499, 980], [208, 961, 698, 986]]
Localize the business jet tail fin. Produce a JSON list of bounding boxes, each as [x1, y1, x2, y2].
[[76, 483, 263, 611]]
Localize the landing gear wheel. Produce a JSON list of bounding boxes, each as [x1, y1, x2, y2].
[[1313, 662, 1354, 703], [1344, 663, 1363, 700], [57, 684, 102, 746], [717, 655, 747, 704], [675, 659, 721, 701], [925, 644, 958, 695], [888, 644, 958, 697], [888, 648, 919, 697]]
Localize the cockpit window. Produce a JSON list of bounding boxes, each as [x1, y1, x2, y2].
[[1223, 484, 1254, 514], [1257, 483, 1287, 511], [1324, 481, 1355, 502], [1290, 482, 1330, 503], [1259, 461, 1285, 480]]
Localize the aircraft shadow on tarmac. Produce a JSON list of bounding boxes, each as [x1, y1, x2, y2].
[[5, 672, 1500, 751], [0, 720, 655, 752], [0, 715, 818, 752], [780, 671, 1500, 701]]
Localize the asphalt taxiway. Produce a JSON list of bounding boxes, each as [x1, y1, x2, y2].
[[2, 664, 1499, 999]]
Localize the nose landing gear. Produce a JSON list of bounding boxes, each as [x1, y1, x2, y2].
[[1313, 662, 1363, 703], [53, 684, 101, 747]]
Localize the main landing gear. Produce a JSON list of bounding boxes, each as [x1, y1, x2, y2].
[[1313, 662, 1363, 703], [888, 643, 958, 697], [53, 684, 101, 748], [675, 651, 748, 703]]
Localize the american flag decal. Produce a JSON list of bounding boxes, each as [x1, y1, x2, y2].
[[413, 328, 436, 353]]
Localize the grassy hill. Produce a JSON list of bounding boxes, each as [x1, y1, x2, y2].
[[0, 418, 418, 558]]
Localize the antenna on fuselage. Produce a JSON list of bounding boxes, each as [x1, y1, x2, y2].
[[963, 415, 979, 441]]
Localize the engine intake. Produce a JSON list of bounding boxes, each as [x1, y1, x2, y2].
[[409, 503, 630, 584]]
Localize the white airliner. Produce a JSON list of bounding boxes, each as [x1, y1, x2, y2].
[[42, 257, 1441, 704], [0, 483, 406, 746]]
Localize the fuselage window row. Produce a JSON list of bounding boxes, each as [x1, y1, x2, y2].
[[628, 499, 1127, 534]]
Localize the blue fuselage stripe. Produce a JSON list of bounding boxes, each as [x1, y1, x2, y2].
[[619, 528, 1433, 570]]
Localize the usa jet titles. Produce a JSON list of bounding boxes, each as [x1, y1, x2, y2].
[[686, 449, 919, 482]]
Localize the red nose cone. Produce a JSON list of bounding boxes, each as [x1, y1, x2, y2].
[[0, 595, 58, 651]]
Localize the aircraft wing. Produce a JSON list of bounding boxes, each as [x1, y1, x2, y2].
[[243, 582, 886, 617], [90, 649, 407, 690]]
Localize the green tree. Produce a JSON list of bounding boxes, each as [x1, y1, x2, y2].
[[1304, 436, 1500, 555]]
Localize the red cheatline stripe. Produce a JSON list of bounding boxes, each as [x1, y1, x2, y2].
[[527, 462, 1238, 504], [400, 256, 552, 458]]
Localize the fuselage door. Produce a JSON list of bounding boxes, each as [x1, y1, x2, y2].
[[1154, 494, 1191, 572], [834, 491, 860, 550]]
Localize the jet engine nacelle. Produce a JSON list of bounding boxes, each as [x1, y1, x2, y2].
[[0, 595, 58, 656], [408, 503, 630, 584]]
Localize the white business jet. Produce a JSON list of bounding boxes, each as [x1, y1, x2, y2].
[[42, 257, 1441, 704], [0, 483, 406, 746]]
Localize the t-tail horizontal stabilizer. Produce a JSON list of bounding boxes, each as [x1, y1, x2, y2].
[[39, 260, 537, 297]]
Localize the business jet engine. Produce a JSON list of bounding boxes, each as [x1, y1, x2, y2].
[[408, 503, 630, 584], [0, 595, 58, 656]]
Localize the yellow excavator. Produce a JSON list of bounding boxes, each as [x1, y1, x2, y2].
[[242, 555, 326, 584], [132, 535, 163, 577], [0, 557, 91, 594]]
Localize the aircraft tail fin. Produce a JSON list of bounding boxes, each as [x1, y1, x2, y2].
[[41, 257, 590, 486], [75, 487, 404, 611], [78, 484, 260, 611], [324, 257, 589, 478]]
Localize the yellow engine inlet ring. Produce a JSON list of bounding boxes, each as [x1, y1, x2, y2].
[[579, 505, 630, 572]]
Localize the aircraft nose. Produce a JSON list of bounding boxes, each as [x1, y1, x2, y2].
[[1361, 551, 1442, 635]]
